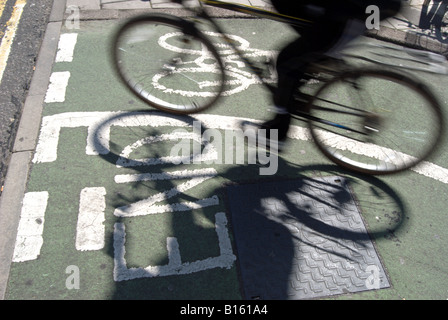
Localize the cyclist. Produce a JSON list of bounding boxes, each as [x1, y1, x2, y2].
[[254, 0, 402, 149]]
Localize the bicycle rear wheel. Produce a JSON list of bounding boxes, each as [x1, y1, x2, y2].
[[112, 14, 225, 114], [307, 69, 444, 175]]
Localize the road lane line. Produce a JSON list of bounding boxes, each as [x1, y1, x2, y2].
[[56, 33, 78, 62], [0, 0, 26, 83], [0, 0, 8, 37], [44, 71, 71, 103], [76, 187, 106, 251], [12, 191, 48, 262], [0, 0, 7, 19]]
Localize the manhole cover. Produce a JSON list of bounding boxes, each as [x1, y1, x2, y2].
[[226, 176, 390, 299]]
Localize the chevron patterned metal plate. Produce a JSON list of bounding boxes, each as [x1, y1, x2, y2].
[[226, 176, 390, 299]]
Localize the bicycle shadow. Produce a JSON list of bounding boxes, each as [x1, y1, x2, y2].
[[415, 0, 448, 43], [419, 0, 448, 27], [91, 111, 408, 299], [221, 162, 406, 299]]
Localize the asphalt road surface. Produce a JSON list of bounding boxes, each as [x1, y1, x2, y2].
[[0, 0, 53, 190]]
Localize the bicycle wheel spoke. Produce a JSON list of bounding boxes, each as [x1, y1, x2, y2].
[[113, 15, 224, 113], [308, 69, 443, 174]]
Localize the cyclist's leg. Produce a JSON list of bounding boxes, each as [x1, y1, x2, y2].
[[260, 22, 347, 142]]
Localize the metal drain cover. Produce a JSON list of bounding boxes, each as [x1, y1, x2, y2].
[[226, 176, 390, 299]]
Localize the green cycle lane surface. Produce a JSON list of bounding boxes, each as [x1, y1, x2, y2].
[[5, 18, 448, 300]]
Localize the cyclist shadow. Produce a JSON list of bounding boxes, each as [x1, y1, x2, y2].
[[221, 161, 407, 299], [92, 111, 407, 299], [418, 0, 448, 43], [93, 110, 242, 298]]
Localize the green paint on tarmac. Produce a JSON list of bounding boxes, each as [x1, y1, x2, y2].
[[5, 18, 448, 300]]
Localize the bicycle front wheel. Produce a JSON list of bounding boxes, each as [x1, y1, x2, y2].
[[307, 69, 444, 175], [112, 14, 225, 114]]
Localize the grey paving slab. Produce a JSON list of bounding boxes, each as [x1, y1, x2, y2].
[[67, 0, 100, 10], [102, 0, 152, 10]]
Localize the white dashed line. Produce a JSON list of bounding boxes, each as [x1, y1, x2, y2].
[[12, 191, 49, 262], [55, 33, 78, 62], [44, 71, 71, 103], [75, 187, 107, 251]]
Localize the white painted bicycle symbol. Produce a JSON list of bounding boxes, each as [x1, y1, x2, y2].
[[154, 31, 277, 97]]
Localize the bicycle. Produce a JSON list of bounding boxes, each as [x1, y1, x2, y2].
[[419, 0, 448, 42], [111, 0, 446, 175]]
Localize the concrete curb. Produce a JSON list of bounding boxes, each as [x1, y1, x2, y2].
[[369, 26, 448, 55], [0, 0, 67, 300], [67, 4, 448, 55], [65, 6, 271, 20]]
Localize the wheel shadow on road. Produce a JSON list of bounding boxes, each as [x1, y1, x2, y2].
[[91, 110, 408, 299]]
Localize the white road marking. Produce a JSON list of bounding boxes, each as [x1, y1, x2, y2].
[[19, 110, 448, 271], [12, 191, 48, 262], [0, 0, 26, 83], [44, 71, 71, 103], [153, 31, 277, 97], [114, 168, 218, 217], [115, 131, 218, 167], [55, 33, 78, 62], [0, 1, 7, 17], [32, 111, 448, 184], [113, 212, 236, 281], [33, 111, 191, 163], [114, 168, 217, 184], [75, 187, 106, 251]]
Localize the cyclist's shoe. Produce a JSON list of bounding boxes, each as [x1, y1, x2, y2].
[[241, 112, 290, 152], [261, 112, 291, 139]]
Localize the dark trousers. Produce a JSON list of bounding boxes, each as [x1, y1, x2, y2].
[[274, 22, 347, 110]]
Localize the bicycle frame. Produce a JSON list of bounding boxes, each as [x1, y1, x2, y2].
[[179, 1, 311, 93], [186, 1, 356, 123], [156, 0, 445, 137], [112, 1, 445, 174], [190, 1, 448, 75], [183, 1, 447, 120], [178, 0, 364, 128]]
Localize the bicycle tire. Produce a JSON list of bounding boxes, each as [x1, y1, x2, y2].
[[112, 13, 225, 114], [306, 68, 444, 175]]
